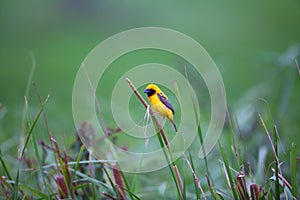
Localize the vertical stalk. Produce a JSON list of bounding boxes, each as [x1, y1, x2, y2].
[[273, 125, 280, 200], [126, 78, 183, 199]]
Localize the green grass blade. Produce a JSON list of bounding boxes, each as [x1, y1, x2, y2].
[[92, 183, 98, 200], [190, 90, 212, 185], [0, 148, 12, 180], [20, 95, 49, 160], [12, 95, 49, 200], [73, 144, 85, 176], [41, 159, 116, 170], [273, 125, 280, 200], [206, 174, 219, 200], [152, 119, 182, 199], [182, 173, 186, 200], [71, 168, 113, 190], [218, 140, 239, 200], [122, 187, 142, 200], [290, 143, 297, 198], [117, 163, 134, 200], [103, 167, 116, 191], [12, 172, 20, 200], [129, 170, 139, 194], [25, 97, 51, 197], [185, 66, 212, 187], [20, 184, 49, 198], [60, 154, 76, 199], [196, 119, 210, 176], [21, 52, 36, 142], [103, 166, 119, 200], [0, 175, 14, 192], [188, 151, 200, 199]]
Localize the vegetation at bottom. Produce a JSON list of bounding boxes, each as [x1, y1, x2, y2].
[[0, 79, 299, 200]]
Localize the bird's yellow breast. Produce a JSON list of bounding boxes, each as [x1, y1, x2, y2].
[[148, 95, 174, 121]]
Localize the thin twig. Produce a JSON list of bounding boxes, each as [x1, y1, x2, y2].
[[125, 78, 148, 108], [184, 154, 207, 200], [33, 83, 60, 174], [22, 52, 37, 133], [173, 165, 184, 199], [234, 113, 252, 179], [271, 167, 292, 189], [20, 52, 37, 156], [112, 164, 126, 200], [258, 114, 283, 176], [295, 58, 300, 76], [33, 83, 52, 138], [225, 106, 239, 167], [258, 114, 278, 163], [81, 63, 109, 135]]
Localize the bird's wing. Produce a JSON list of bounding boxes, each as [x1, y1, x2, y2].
[[157, 93, 175, 114]]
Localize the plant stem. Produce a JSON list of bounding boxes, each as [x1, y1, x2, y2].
[[126, 78, 183, 199]]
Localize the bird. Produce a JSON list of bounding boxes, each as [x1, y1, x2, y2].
[[144, 84, 177, 132]]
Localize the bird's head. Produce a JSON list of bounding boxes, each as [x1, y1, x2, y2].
[[144, 84, 161, 97]]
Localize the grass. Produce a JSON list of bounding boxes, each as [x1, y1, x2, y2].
[[0, 79, 299, 199]]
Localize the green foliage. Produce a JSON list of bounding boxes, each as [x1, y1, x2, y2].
[[1, 83, 299, 199], [290, 143, 297, 198]]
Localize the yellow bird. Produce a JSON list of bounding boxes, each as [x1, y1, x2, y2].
[[144, 84, 177, 132]]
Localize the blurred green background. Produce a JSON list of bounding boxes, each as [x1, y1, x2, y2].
[[1, 1, 300, 158]]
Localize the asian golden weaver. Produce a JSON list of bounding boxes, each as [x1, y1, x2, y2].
[[144, 84, 177, 132]]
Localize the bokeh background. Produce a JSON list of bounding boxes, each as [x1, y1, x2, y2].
[[1, 1, 300, 166]]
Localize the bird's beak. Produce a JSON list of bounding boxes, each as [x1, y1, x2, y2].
[[144, 89, 150, 94]]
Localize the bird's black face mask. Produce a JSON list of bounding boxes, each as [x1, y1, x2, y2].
[[144, 88, 156, 97]]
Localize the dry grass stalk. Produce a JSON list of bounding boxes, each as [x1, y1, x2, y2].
[[112, 164, 126, 200]]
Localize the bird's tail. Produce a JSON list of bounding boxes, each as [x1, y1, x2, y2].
[[171, 120, 177, 132]]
